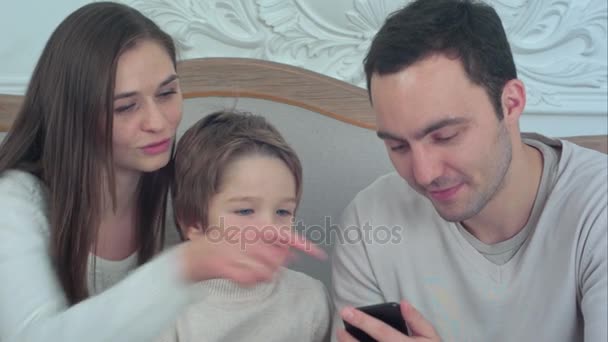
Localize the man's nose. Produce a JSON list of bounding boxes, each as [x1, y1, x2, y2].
[[411, 148, 443, 187]]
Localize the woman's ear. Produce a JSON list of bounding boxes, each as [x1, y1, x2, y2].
[[501, 79, 526, 124]]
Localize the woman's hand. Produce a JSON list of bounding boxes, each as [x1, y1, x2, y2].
[[180, 225, 326, 284]]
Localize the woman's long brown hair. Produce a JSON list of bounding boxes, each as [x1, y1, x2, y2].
[[0, 2, 176, 304]]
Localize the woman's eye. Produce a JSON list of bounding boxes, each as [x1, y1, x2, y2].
[[114, 103, 136, 114], [235, 209, 254, 216], [157, 89, 177, 99], [276, 209, 292, 217]]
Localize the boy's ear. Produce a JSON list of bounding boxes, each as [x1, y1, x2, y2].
[[184, 223, 206, 241], [175, 218, 205, 241]]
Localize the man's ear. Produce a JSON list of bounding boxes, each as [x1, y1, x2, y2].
[[500, 79, 526, 124]]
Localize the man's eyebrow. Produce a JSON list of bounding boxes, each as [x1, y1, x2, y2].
[[377, 131, 406, 142], [376, 117, 469, 142], [113, 74, 179, 100], [414, 117, 469, 140]]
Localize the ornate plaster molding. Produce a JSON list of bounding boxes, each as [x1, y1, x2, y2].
[[3, 0, 606, 116]]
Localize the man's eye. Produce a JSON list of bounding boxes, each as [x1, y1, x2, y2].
[[435, 133, 458, 142], [235, 209, 254, 216], [389, 143, 409, 153]]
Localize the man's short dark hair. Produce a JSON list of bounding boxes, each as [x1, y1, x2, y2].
[[364, 0, 517, 119]]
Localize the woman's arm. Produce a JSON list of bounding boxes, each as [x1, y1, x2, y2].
[[0, 171, 192, 342]]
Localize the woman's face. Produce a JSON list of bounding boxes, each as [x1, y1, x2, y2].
[[111, 39, 182, 176]]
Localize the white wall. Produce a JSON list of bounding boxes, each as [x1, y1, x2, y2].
[[0, 1, 90, 93]]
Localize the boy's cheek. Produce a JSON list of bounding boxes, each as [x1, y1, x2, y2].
[[222, 216, 261, 231], [220, 215, 292, 237]]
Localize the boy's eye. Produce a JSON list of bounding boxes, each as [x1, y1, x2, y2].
[[276, 209, 292, 217], [234, 209, 254, 216]]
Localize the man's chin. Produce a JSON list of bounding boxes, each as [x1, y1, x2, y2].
[[432, 202, 478, 222]]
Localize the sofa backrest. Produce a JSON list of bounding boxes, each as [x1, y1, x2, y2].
[[1, 58, 606, 288]]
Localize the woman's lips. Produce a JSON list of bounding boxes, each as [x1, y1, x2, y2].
[[141, 138, 171, 155]]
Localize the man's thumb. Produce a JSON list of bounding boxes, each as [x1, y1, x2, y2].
[[400, 300, 438, 338]]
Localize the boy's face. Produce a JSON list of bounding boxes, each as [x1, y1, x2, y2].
[[186, 154, 297, 242]]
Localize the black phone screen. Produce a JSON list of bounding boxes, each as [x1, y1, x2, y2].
[[343, 302, 409, 342]]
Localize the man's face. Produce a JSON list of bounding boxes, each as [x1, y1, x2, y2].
[[371, 54, 513, 222]]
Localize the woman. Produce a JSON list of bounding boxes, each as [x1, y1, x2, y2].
[[0, 3, 322, 341]]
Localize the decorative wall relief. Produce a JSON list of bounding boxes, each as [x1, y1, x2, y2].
[[120, 0, 607, 117], [0, 0, 600, 120]]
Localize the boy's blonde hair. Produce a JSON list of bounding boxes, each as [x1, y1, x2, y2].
[[172, 110, 303, 237]]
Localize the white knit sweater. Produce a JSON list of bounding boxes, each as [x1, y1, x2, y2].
[[0, 170, 193, 342], [157, 268, 332, 342]]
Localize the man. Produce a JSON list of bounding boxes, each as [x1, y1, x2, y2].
[[331, 0, 607, 341]]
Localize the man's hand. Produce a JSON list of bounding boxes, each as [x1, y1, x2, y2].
[[337, 300, 440, 341]]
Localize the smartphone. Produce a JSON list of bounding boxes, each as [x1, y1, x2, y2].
[[343, 302, 409, 341]]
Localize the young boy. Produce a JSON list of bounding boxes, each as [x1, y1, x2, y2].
[[158, 110, 332, 342]]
